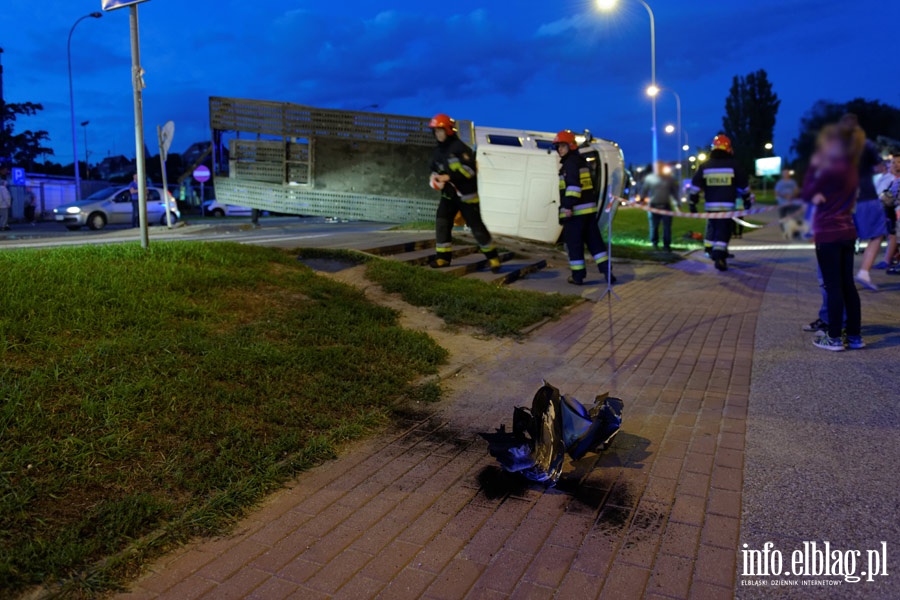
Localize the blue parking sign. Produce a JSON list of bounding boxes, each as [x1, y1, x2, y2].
[[11, 168, 25, 186], [101, 0, 150, 11]]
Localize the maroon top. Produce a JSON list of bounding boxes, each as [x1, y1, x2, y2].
[[801, 158, 859, 244]]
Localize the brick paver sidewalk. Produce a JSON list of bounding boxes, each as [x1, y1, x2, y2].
[[120, 243, 775, 600]]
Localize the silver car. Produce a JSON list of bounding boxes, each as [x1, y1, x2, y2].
[[53, 185, 180, 231]]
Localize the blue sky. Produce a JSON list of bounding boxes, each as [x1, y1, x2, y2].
[[1, 0, 898, 168]]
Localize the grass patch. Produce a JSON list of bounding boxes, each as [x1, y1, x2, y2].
[[365, 259, 579, 337], [0, 242, 447, 596]]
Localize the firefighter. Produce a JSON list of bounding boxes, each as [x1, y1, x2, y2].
[[554, 130, 615, 285], [428, 113, 501, 272], [688, 134, 751, 271]]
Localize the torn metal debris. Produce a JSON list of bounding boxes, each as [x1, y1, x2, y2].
[[482, 380, 623, 485]]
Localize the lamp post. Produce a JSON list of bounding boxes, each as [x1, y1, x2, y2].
[[658, 87, 683, 194], [68, 12, 102, 201], [80, 120, 90, 179], [597, 0, 657, 172]]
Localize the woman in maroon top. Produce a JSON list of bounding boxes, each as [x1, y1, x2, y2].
[[801, 125, 864, 351]]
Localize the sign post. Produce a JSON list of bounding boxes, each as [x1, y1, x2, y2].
[[102, 0, 151, 246], [193, 165, 211, 206], [158, 121, 174, 228]]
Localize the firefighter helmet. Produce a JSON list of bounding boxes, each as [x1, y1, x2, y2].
[[553, 130, 578, 150], [429, 113, 456, 135], [711, 134, 733, 153]]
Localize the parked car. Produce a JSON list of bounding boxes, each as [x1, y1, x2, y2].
[[202, 200, 263, 217], [53, 186, 180, 231]]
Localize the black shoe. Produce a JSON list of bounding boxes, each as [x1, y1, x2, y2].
[[727, 252, 735, 259], [802, 318, 828, 333], [567, 276, 583, 286], [714, 258, 728, 271]]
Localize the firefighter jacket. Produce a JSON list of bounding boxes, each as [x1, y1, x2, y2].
[[558, 150, 597, 223], [688, 150, 751, 211], [430, 136, 479, 204]]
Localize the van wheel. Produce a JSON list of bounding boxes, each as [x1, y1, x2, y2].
[[160, 212, 179, 226], [87, 212, 107, 230], [212, 208, 225, 217]]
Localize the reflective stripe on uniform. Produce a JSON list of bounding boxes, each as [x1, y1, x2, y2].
[[579, 168, 593, 191], [705, 202, 736, 210], [592, 252, 608, 263], [702, 167, 735, 187], [448, 157, 475, 179], [712, 241, 728, 250], [436, 243, 452, 254], [565, 185, 582, 198], [460, 193, 479, 204], [572, 202, 598, 215], [570, 260, 586, 270]]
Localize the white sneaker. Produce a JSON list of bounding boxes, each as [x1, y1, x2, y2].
[[854, 271, 878, 291]]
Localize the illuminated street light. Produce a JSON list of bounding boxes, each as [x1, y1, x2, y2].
[[698, 152, 708, 161], [68, 11, 103, 201], [598, 0, 657, 173], [682, 144, 690, 152], [664, 124, 675, 134], [765, 142, 773, 150], [688, 156, 696, 162]]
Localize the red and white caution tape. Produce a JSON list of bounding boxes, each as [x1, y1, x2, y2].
[[612, 197, 804, 221]]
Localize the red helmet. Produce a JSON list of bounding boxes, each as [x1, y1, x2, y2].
[[553, 130, 578, 150], [429, 113, 456, 135], [711, 134, 733, 153]]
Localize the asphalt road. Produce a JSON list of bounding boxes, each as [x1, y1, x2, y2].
[[0, 216, 398, 252]]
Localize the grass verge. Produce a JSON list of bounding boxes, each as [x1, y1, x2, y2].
[[364, 259, 580, 337], [297, 249, 580, 337], [0, 242, 447, 597]]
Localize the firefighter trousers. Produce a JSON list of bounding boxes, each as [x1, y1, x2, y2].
[[564, 214, 607, 282], [706, 216, 733, 261], [435, 196, 497, 261]]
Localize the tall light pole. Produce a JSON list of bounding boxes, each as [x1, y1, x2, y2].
[[81, 120, 90, 179], [597, 0, 657, 173], [658, 87, 683, 194], [68, 12, 102, 201]]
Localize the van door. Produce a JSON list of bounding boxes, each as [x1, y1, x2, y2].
[[516, 154, 563, 244]]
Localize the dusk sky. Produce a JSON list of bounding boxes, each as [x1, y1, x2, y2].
[[1, 0, 898, 170]]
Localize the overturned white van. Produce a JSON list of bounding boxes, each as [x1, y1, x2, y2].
[[210, 98, 625, 244], [464, 125, 625, 243]]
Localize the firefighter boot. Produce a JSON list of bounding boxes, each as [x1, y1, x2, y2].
[[430, 257, 452, 268], [489, 257, 501, 273], [600, 264, 617, 284]]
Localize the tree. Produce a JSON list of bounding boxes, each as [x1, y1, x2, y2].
[[790, 98, 900, 175], [0, 100, 54, 169], [721, 69, 781, 176]]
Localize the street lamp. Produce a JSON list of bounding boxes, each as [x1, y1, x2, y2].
[[81, 120, 90, 179], [597, 0, 657, 173], [664, 124, 675, 134], [68, 11, 103, 201]]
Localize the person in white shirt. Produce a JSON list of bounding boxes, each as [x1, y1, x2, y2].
[[875, 156, 899, 271], [0, 180, 11, 231]]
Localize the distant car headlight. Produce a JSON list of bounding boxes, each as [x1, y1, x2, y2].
[[66, 207, 82, 214]]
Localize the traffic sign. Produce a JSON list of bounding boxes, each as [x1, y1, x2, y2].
[[11, 168, 26, 186], [193, 165, 211, 182], [101, 0, 150, 11]]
